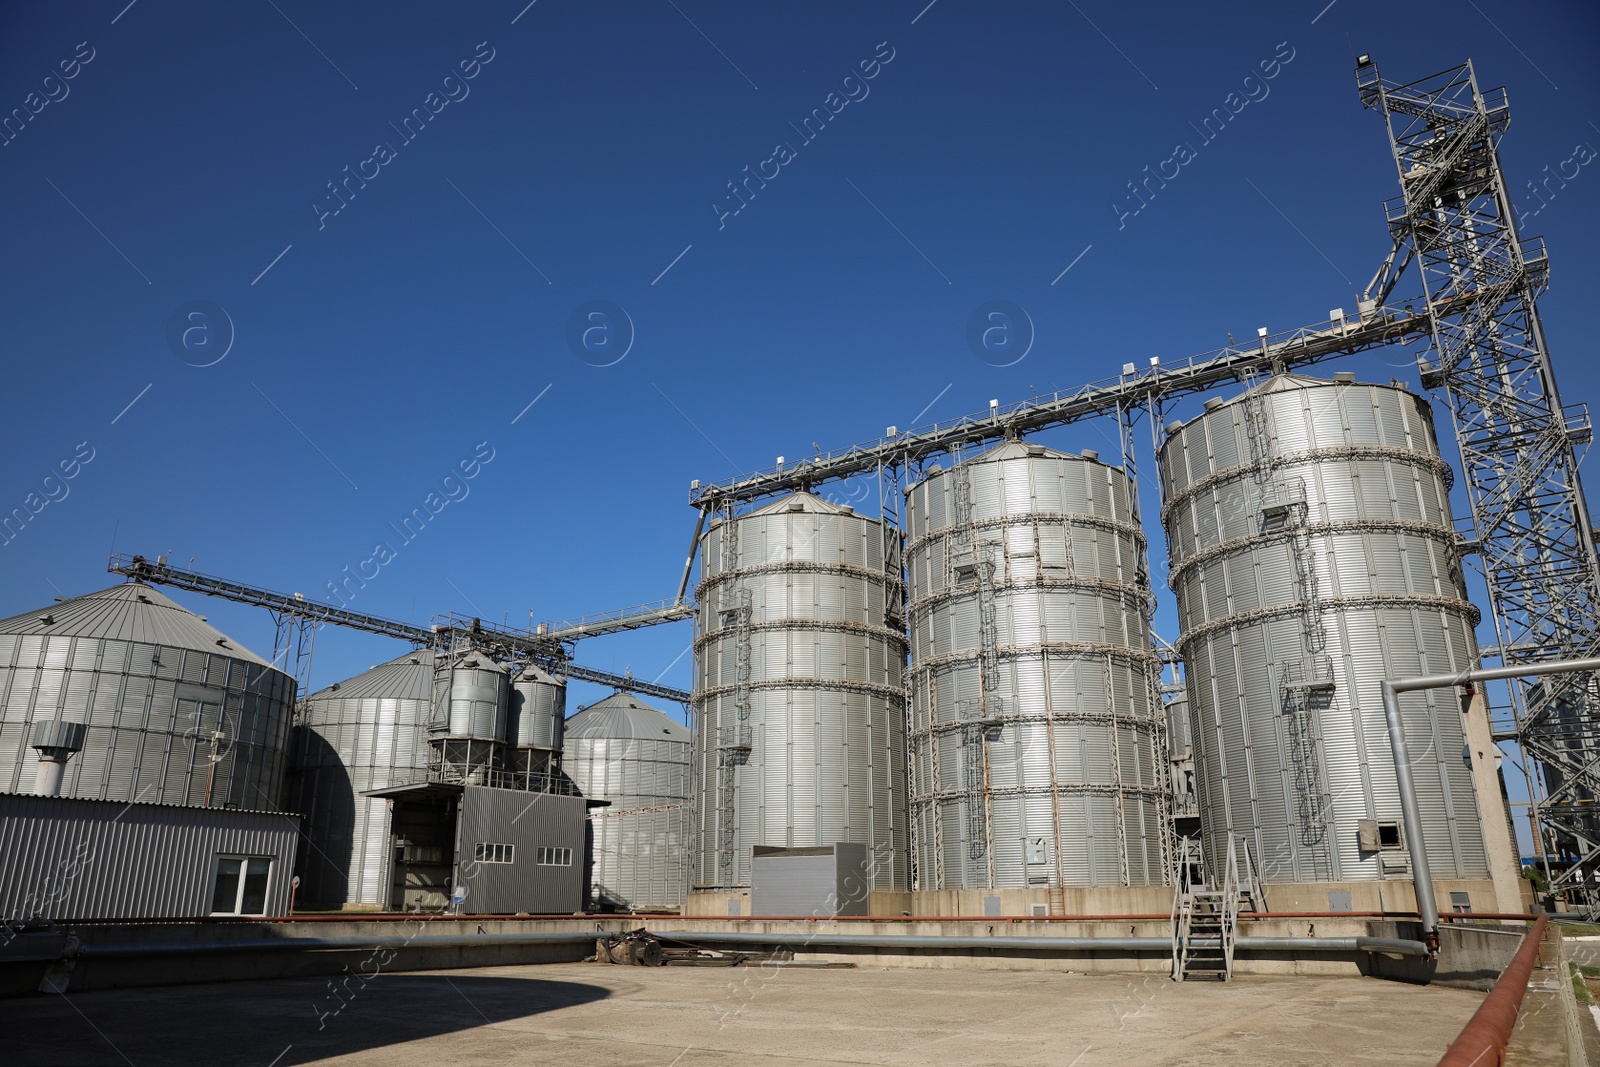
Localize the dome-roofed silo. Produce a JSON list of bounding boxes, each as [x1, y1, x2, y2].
[[564, 691, 692, 911], [693, 491, 908, 894], [291, 649, 435, 908], [0, 581, 295, 808], [1160, 372, 1489, 893]]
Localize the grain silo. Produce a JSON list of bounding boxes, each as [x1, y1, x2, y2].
[[563, 691, 691, 911], [1160, 373, 1490, 894], [291, 650, 434, 908], [428, 644, 509, 783], [693, 492, 908, 894], [508, 663, 565, 785], [0, 582, 294, 808], [904, 441, 1166, 890]]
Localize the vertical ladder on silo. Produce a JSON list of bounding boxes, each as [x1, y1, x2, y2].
[[951, 463, 999, 886], [717, 512, 753, 880]]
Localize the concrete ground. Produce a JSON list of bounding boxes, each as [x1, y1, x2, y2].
[[8, 962, 1485, 1067]]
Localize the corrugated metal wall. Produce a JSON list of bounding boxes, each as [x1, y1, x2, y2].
[[290, 657, 434, 908], [0, 792, 297, 919], [693, 495, 908, 891], [1160, 376, 1489, 883], [905, 443, 1166, 889], [0, 634, 294, 810], [565, 730, 690, 910], [455, 786, 586, 914]]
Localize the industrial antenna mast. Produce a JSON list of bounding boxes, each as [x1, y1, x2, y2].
[[1359, 58, 1600, 905]]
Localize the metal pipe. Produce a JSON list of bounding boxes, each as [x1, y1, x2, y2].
[[1437, 914, 1548, 1067], [676, 508, 709, 604], [1382, 655, 1600, 951], [650, 929, 1430, 957]]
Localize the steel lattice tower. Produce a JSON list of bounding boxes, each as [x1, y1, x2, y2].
[[1358, 59, 1600, 906]]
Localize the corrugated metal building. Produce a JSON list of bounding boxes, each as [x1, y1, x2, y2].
[[0, 792, 298, 919], [365, 782, 588, 914], [290, 650, 434, 909], [0, 583, 295, 810], [563, 692, 691, 911]]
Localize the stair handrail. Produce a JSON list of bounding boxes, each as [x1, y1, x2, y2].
[[1221, 834, 1241, 979]]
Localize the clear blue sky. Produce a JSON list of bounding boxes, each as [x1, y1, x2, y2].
[[2, 2, 1597, 842]]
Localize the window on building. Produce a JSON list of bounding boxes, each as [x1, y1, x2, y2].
[[474, 842, 515, 864], [211, 856, 272, 915], [1377, 821, 1403, 850], [1450, 891, 1473, 914], [536, 846, 572, 866]]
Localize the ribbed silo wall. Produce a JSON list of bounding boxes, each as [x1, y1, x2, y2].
[[291, 652, 433, 908], [0, 634, 294, 810], [692, 495, 908, 890], [1159, 376, 1489, 884], [905, 444, 1166, 889], [565, 728, 691, 909]]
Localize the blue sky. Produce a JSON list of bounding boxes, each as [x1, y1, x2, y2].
[[2, 2, 1597, 843]]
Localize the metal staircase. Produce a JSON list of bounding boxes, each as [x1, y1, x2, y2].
[[1171, 835, 1263, 981]]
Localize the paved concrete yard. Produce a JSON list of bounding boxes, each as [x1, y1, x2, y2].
[[9, 962, 1483, 1066]]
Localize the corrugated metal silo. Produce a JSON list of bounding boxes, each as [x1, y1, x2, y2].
[[693, 492, 908, 891], [905, 441, 1166, 889], [428, 646, 509, 782], [563, 691, 691, 910], [0, 582, 294, 809], [509, 664, 565, 782], [291, 650, 434, 908], [1160, 373, 1488, 884]]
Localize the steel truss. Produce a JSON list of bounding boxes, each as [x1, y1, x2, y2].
[[107, 554, 692, 704], [1359, 58, 1600, 906]]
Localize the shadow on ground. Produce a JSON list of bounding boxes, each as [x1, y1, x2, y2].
[[7, 972, 610, 1065]]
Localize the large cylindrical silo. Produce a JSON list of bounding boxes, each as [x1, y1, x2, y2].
[[1160, 373, 1488, 885], [693, 493, 908, 891], [0, 583, 294, 809], [291, 650, 434, 908], [564, 692, 692, 910], [905, 441, 1166, 889]]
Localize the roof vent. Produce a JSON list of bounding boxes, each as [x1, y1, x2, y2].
[[1165, 420, 1184, 435], [1204, 397, 1226, 411], [137, 594, 152, 604], [38, 614, 54, 626], [1025, 444, 1046, 457], [1334, 371, 1356, 383], [787, 499, 805, 512], [216, 639, 230, 648], [1080, 449, 1100, 461]]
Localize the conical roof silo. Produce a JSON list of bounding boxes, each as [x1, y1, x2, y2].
[[564, 691, 691, 910], [693, 492, 908, 892], [1160, 373, 1489, 889], [905, 440, 1167, 890], [292, 650, 434, 908], [0, 581, 295, 809]]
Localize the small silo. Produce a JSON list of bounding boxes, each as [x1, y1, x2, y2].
[[1160, 373, 1488, 887], [1165, 690, 1199, 825], [563, 691, 692, 910], [291, 650, 434, 908], [693, 493, 908, 891], [905, 441, 1167, 890], [0, 582, 294, 808], [428, 645, 509, 783], [508, 664, 566, 784]]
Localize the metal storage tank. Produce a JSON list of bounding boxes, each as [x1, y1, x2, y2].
[[905, 441, 1167, 889], [1160, 373, 1488, 885], [509, 664, 565, 782], [563, 691, 691, 910], [693, 492, 908, 891], [428, 645, 509, 782], [291, 650, 434, 908], [0, 582, 294, 809]]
